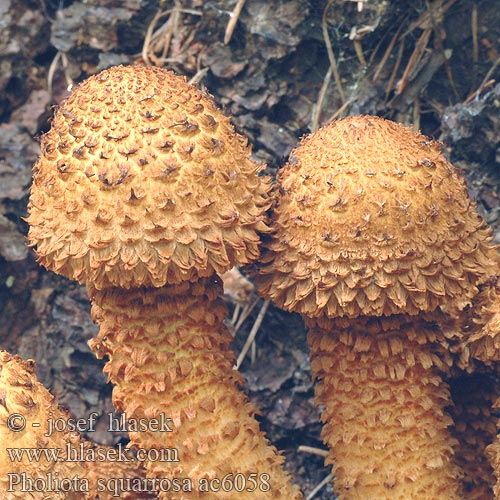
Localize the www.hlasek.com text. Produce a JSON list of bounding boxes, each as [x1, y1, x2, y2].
[[7, 442, 178, 463], [8, 473, 272, 496]]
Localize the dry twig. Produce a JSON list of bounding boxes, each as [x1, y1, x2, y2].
[[395, 28, 432, 95], [47, 51, 73, 95], [372, 22, 404, 83], [322, 0, 346, 103], [307, 474, 334, 500], [297, 445, 332, 499], [311, 0, 346, 130], [141, 3, 202, 66], [297, 445, 329, 457], [464, 78, 496, 104], [224, 0, 248, 45], [235, 299, 270, 369], [311, 66, 333, 132]]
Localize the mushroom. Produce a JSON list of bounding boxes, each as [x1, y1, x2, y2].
[[0, 351, 86, 499], [256, 115, 498, 498], [27, 65, 302, 499], [0, 350, 153, 500]]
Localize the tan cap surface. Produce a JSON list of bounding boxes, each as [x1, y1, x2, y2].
[[28, 65, 271, 289], [257, 115, 497, 318]]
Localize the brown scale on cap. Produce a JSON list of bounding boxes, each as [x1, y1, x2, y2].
[[27, 65, 302, 499], [258, 115, 496, 318], [256, 115, 498, 499], [28, 64, 270, 289], [0, 351, 153, 500]]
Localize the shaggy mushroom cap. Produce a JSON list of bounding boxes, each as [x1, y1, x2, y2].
[[27, 65, 271, 289], [257, 115, 497, 318]]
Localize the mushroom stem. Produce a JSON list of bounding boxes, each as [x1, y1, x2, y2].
[[88, 277, 302, 500], [306, 315, 462, 499]]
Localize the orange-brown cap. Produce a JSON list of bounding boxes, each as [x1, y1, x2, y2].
[[257, 115, 497, 318], [27, 65, 271, 289]]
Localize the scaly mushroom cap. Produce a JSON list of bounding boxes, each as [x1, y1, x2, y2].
[[257, 115, 497, 318], [27, 65, 271, 289]]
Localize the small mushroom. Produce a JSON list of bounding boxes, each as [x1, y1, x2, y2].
[[0, 350, 153, 500], [0, 351, 86, 499], [256, 115, 498, 499], [27, 65, 302, 499]]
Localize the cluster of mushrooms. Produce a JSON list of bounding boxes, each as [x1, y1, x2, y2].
[[1, 64, 499, 499]]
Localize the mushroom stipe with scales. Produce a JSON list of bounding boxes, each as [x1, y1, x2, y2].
[[256, 115, 498, 499], [27, 65, 303, 500]]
